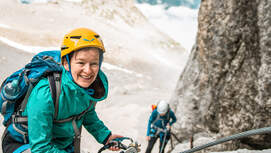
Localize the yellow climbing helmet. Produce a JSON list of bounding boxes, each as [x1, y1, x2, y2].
[[61, 27, 105, 58]]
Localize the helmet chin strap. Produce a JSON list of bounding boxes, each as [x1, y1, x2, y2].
[[65, 55, 95, 96], [99, 51, 103, 68], [65, 55, 73, 80]]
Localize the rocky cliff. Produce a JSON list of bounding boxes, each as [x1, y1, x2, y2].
[[171, 0, 271, 152]]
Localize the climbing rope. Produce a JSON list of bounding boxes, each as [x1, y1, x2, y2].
[[179, 126, 271, 153]]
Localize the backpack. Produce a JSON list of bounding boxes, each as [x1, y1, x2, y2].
[[0, 50, 64, 144], [0, 51, 62, 126], [151, 104, 157, 111], [1, 50, 93, 153]]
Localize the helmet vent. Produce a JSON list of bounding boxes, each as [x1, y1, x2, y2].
[[70, 36, 81, 39], [94, 35, 100, 38], [61, 46, 69, 50]]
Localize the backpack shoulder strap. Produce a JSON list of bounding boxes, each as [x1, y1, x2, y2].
[[151, 111, 160, 125], [48, 72, 62, 120], [18, 83, 34, 114], [167, 109, 170, 120], [151, 110, 171, 128]]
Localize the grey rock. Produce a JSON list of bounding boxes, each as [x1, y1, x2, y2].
[[170, 0, 271, 151]]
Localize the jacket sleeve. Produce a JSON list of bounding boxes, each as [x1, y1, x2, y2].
[[146, 110, 157, 136], [169, 110, 177, 126], [27, 82, 67, 153], [83, 108, 111, 144]]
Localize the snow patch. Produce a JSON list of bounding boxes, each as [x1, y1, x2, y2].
[[0, 37, 58, 53], [102, 63, 143, 78], [0, 23, 11, 29], [135, 3, 198, 51]]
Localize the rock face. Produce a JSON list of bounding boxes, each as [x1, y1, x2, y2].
[[171, 0, 271, 151]]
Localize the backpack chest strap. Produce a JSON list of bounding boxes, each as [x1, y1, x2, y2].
[[151, 111, 170, 129], [53, 101, 93, 124]]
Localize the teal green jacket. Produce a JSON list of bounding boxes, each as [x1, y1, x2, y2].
[[22, 68, 111, 152]]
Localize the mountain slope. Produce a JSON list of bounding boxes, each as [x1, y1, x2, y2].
[[0, 1, 186, 152], [0, 0, 185, 90]]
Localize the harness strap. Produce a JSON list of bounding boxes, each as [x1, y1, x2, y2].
[[150, 111, 170, 137], [151, 125, 168, 137]]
